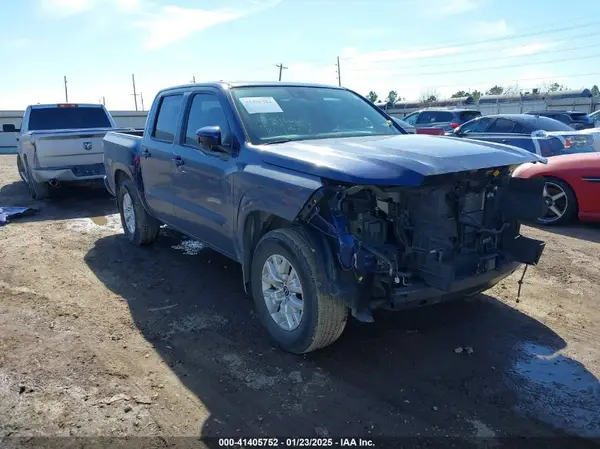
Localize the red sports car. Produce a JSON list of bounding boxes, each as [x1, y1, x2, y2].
[[512, 152, 600, 225]]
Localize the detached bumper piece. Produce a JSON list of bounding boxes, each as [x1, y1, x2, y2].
[[502, 235, 545, 266]]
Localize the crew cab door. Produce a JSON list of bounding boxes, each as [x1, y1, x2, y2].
[[171, 91, 236, 258], [140, 93, 184, 221]]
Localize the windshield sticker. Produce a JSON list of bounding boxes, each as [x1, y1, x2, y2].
[[239, 97, 283, 114]]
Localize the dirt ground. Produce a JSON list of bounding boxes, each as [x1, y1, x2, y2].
[[0, 154, 599, 448]]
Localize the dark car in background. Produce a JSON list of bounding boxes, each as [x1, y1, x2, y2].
[[400, 107, 482, 132], [451, 114, 596, 157], [525, 110, 595, 130]]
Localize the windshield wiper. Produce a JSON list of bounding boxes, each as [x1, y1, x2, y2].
[[262, 138, 294, 145]]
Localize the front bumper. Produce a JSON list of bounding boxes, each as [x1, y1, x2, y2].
[[379, 261, 521, 311], [32, 163, 106, 183]]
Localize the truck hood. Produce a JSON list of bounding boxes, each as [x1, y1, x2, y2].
[[256, 134, 546, 186]]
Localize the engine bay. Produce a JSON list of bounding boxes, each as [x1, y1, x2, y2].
[[299, 165, 546, 302]]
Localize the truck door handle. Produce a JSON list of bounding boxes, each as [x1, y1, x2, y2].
[[142, 148, 151, 158], [172, 155, 184, 166]]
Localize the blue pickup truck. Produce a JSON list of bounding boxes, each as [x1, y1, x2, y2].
[[103, 81, 547, 354]]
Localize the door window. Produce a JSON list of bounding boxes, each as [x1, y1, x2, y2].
[[487, 118, 516, 133], [152, 94, 183, 143], [402, 112, 419, 125], [460, 117, 492, 133], [184, 94, 232, 148]]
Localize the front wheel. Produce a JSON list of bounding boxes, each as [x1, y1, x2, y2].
[[251, 226, 348, 354], [117, 179, 161, 246], [537, 178, 578, 226]]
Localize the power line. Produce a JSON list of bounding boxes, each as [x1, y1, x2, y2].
[[247, 27, 600, 75], [369, 53, 600, 78], [250, 21, 600, 71], [346, 39, 600, 73], [403, 71, 600, 93], [340, 20, 600, 63]]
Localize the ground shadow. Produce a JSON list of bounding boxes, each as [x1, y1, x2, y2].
[[529, 222, 600, 244], [84, 232, 599, 447], [0, 180, 116, 224]]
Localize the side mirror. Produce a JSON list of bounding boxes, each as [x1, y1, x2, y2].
[[196, 126, 222, 149], [453, 127, 464, 136], [2, 124, 17, 133]]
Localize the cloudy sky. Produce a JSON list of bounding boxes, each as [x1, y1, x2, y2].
[[1, 0, 599, 110]]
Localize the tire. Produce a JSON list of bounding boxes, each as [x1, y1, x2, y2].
[[117, 178, 161, 246], [251, 226, 348, 354], [537, 177, 578, 226], [24, 159, 50, 200], [17, 157, 26, 183]]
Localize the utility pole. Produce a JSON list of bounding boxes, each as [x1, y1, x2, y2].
[[336, 56, 342, 87], [140, 92, 145, 111], [191, 76, 196, 83], [131, 73, 138, 111], [276, 63, 287, 81], [64, 76, 69, 102]]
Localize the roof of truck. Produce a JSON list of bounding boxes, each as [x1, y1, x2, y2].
[[28, 103, 105, 109], [158, 81, 347, 94]]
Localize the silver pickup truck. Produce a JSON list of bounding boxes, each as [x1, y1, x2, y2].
[[15, 103, 134, 199]]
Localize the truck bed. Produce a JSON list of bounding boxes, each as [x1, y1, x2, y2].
[[24, 127, 136, 168]]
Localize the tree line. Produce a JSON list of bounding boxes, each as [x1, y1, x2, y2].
[[366, 83, 600, 105]]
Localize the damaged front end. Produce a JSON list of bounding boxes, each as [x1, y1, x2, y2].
[[298, 165, 546, 321]]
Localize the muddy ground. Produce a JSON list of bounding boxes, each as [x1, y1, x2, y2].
[[0, 154, 598, 448]]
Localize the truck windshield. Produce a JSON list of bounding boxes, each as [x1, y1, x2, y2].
[[231, 86, 402, 144], [28, 107, 111, 131]]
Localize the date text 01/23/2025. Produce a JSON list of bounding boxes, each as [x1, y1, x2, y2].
[[218, 438, 376, 447]]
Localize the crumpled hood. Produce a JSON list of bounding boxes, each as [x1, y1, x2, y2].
[[256, 134, 546, 186]]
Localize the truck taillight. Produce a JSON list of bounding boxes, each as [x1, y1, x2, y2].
[[57, 104, 78, 108], [450, 122, 460, 129]]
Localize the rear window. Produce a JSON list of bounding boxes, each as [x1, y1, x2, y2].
[[459, 111, 482, 122], [416, 111, 454, 124], [534, 117, 575, 132], [28, 107, 111, 131], [570, 112, 591, 122]]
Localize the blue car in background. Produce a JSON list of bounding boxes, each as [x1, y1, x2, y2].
[[451, 114, 597, 157]]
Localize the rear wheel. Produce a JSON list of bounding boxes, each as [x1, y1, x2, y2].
[[251, 226, 348, 354], [117, 179, 161, 246], [537, 178, 578, 226], [24, 159, 50, 200]]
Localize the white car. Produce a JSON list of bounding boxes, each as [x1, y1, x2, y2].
[[15, 103, 132, 199]]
